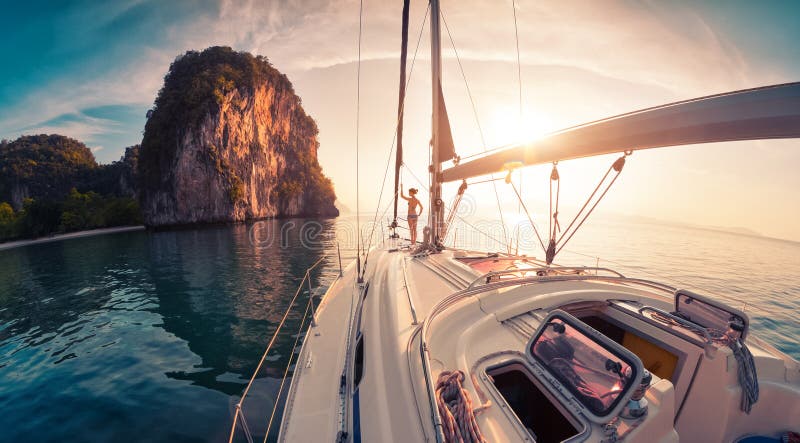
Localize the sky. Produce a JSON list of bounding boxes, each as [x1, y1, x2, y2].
[[1, 0, 799, 241]]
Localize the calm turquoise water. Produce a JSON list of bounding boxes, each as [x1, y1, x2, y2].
[[455, 216, 800, 359], [0, 221, 344, 443], [0, 218, 798, 442], [564, 220, 800, 359]]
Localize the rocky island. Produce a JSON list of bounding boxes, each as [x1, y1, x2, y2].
[[0, 47, 338, 242], [138, 46, 338, 227]]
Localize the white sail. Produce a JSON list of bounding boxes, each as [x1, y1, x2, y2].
[[441, 82, 800, 183]]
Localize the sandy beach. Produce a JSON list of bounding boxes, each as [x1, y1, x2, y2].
[[0, 226, 145, 251]]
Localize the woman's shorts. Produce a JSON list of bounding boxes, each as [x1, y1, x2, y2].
[[408, 214, 418, 220]]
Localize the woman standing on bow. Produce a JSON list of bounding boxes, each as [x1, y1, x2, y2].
[[400, 187, 423, 244]]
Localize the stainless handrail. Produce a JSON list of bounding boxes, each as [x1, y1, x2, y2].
[[467, 266, 627, 289], [229, 245, 344, 443], [638, 306, 715, 344]]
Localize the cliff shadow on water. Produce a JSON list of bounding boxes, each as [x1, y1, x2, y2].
[[145, 221, 336, 391], [0, 220, 342, 442]]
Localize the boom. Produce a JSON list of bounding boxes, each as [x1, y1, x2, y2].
[[441, 82, 800, 183]]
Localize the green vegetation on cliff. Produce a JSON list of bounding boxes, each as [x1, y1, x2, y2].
[[140, 46, 301, 193], [139, 46, 336, 220], [0, 135, 97, 205], [0, 135, 142, 241]]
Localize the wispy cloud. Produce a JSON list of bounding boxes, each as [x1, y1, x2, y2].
[[0, 0, 788, 147], [0, 46, 169, 138], [18, 113, 125, 143], [0, 0, 796, 239], [203, 0, 780, 94]]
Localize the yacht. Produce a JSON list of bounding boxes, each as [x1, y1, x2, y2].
[[231, 1, 800, 442]]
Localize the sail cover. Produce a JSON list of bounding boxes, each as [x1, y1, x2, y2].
[[441, 82, 800, 182], [393, 0, 410, 222]]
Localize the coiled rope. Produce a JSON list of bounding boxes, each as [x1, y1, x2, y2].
[[649, 310, 760, 413], [435, 370, 487, 443], [727, 337, 760, 413]]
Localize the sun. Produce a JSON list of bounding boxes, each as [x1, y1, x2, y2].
[[485, 105, 555, 147]]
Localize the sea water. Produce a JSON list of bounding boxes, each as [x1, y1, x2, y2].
[[0, 219, 797, 442]]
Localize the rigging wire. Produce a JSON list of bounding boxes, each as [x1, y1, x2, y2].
[[403, 164, 509, 250], [263, 288, 315, 442], [441, 10, 511, 253], [467, 176, 505, 186], [355, 0, 363, 281], [511, 0, 524, 213], [362, 4, 430, 260], [555, 155, 627, 257], [512, 0, 523, 128], [457, 142, 516, 161], [509, 179, 546, 251]]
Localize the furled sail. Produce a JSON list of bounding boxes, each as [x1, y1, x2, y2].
[[393, 0, 411, 224], [441, 82, 800, 183], [436, 82, 456, 163]]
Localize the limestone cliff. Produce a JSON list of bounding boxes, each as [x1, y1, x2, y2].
[[139, 46, 338, 227]]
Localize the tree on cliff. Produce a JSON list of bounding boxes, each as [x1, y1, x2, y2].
[[0, 135, 140, 208], [138, 46, 338, 226], [0, 135, 142, 241], [0, 135, 97, 208]]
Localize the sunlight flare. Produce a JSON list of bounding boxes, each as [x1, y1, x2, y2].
[[486, 105, 555, 147]]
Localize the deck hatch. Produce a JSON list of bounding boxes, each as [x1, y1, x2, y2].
[[488, 363, 583, 443], [526, 310, 645, 423], [674, 289, 749, 339]]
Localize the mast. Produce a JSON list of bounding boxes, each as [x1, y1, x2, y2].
[[392, 0, 411, 236], [429, 0, 444, 245]]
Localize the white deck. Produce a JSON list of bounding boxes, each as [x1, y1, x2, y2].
[[280, 240, 800, 442]]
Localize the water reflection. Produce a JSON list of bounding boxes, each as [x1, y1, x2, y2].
[[145, 221, 337, 393], [0, 220, 341, 443], [0, 233, 145, 354]]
